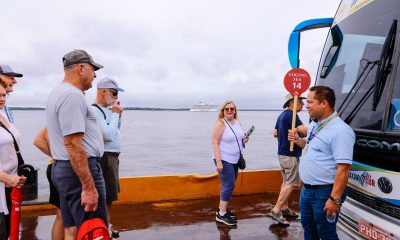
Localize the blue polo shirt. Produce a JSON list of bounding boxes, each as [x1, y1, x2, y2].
[[275, 110, 303, 157], [299, 111, 355, 185]]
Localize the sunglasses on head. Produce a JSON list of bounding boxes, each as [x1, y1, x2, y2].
[[224, 107, 235, 111]]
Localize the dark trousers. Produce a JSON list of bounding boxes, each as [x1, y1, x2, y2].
[[4, 187, 11, 239]]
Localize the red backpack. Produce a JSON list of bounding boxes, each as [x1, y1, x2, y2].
[[77, 218, 110, 240]]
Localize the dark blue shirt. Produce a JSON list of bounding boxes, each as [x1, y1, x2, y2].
[[275, 110, 303, 157]]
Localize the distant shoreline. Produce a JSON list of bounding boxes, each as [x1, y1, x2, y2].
[[9, 107, 282, 111]]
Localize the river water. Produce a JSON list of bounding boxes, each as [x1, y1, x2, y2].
[[13, 110, 309, 196]]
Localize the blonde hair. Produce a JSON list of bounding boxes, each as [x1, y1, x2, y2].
[[217, 100, 238, 120]]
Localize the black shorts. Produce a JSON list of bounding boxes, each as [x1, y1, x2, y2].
[[99, 153, 120, 204], [46, 164, 60, 208]]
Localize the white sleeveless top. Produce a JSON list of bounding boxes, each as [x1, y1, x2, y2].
[[219, 119, 244, 164], [0, 111, 19, 215]]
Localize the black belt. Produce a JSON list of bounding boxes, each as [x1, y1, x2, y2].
[[303, 184, 333, 189], [103, 152, 120, 157]]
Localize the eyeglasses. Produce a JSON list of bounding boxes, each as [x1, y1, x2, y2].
[[108, 90, 118, 97], [224, 107, 235, 112]]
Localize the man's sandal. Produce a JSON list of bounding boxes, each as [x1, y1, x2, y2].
[[268, 211, 290, 226], [282, 208, 299, 218]]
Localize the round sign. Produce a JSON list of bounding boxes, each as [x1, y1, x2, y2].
[[284, 68, 311, 96]]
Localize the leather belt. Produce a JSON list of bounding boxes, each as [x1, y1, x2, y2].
[[303, 184, 333, 189], [103, 152, 120, 157]]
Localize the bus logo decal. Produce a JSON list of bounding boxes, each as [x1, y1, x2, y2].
[[377, 177, 393, 194], [349, 171, 375, 187]]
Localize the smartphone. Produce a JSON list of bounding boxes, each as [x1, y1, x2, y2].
[[247, 125, 255, 137]]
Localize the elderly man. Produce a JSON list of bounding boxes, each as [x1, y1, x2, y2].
[[290, 86, 355, 240], [0, 65, 23, 123], [91, 77, 124, 238], [46, 49, 107, 239]]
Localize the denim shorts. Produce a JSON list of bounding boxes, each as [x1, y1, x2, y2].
[[52, 157, 107, 228]]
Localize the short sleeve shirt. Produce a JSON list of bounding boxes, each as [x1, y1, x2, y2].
[[46, 82, 104, 160], [275, 110, 303, 157], [299, 112, 355, 185]]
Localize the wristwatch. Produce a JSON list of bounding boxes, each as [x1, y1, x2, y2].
[[329, 195, 341, 205]]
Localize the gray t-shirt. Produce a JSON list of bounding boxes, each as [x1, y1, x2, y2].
[[46, 82, 104, 160]]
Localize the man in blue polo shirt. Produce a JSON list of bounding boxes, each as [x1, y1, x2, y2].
[[269, 93, 306, 225], [290, 86, 355, 240]]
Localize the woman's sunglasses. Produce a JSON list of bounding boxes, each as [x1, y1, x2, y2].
[[224, 107, 235, 112]]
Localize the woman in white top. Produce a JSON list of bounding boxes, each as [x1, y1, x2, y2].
[[211, 100, 247, 226], [0, 81, 26, 239]]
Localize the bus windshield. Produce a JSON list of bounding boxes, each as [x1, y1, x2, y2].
[[316, 0, 400, 131]]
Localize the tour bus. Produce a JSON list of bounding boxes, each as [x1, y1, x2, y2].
[[288, 0, 400, 239]]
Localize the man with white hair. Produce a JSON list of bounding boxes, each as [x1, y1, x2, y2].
[[92, 77, 124, 239]]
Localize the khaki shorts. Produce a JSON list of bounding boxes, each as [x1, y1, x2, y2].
[[278, 155, 300, 186]]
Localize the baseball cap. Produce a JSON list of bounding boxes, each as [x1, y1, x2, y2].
[[97, 77, 125, 92], [0, 65, 23, 77], [62, 49, 103, 71], [283, 93, 306, 109]]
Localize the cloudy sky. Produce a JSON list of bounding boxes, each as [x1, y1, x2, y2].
[[1, 0, 340, 108]]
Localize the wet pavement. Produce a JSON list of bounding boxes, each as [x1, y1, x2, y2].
[[20, 193, 352, 239]]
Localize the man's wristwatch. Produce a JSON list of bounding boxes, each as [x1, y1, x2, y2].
[[329, 195, 341, 205]]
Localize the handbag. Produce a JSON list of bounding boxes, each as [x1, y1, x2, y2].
[[223, 119, 246, 170]]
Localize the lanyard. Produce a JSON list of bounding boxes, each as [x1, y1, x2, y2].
[[307, 115, 337, 144]]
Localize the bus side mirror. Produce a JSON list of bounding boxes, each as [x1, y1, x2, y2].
[[288, 18, 334, 69]]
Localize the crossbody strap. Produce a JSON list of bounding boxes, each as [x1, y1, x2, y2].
[[92, 104, 109, 125], [223, 119, 242, 154], [0, 121, 24, 166]]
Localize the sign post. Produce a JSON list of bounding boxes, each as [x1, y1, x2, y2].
[[283, 68, 311, 151]]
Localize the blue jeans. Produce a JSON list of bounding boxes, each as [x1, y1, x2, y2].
[[300, 186, 347, 240]]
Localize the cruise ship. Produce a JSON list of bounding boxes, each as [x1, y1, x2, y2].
[[190, 102, 219, 112]]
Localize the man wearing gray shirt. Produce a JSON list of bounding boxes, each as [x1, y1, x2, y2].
[[46, 49, 107, 238]]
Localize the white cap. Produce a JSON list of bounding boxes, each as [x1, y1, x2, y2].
[[97, 77, 125, 92]]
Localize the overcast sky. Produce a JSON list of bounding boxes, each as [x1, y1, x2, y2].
[[1, 0, 341, 108]]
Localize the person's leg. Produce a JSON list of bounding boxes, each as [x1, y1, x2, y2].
[[0, 212, 6, 240], [52, 161, 78, 239], [216, 161, 237, 225], [52, 209, 65, 240], [312, 188, 339, 240], [4, 187, 11, 239], [273, 185, 294, 213], [218, 161, 236, 212], [280, 156, 300, 213], [47, 163, 65, 240], [64, 227, 78, 240], [300, 187, 319, 240]]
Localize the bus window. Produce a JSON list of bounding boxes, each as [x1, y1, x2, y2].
[[388, 58, 400, 131], [316, 3, 399, 131]]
